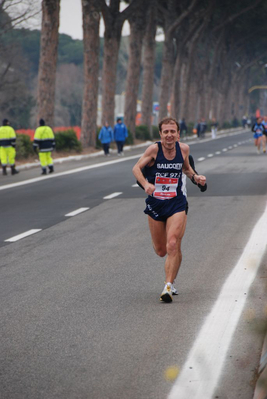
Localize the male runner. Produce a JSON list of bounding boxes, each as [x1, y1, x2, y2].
[[132, 116, 206, 303]]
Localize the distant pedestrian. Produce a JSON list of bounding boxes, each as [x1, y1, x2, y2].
[[196, 120, 201, 138], [211, 118, 218, 139], [33, 119, 55, 175], [179, 118, 187, 137], [98, 121, 113, 156], [242, 115, 247, 128], [200, 118, 207, 138], [0, 119, 19, 175], [113, 118, 128, 156], [232, 116, 238, 127]]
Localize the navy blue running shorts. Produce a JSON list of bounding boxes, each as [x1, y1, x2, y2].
[[144, 195, 187, 222]]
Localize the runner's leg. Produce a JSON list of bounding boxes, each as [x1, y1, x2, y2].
[[262, 135, 266, 152], [147, 216, 167, 257], [164, 211, 187, 283], [258, 136, 262, 152]]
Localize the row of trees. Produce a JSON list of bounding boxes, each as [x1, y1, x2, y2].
[[0, 0, 40, 127], [3, 0, 267, 146]]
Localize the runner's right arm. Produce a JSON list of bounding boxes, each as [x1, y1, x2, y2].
[[132, 144, 158, 195]]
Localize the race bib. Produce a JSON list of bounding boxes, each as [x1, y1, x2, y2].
[[153, 176, 178, 199]]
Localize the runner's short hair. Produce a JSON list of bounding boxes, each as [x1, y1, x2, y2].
[[158, 116, 180, 132]]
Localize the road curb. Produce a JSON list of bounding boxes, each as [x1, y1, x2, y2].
[[16, 127, 246, 171], [253, 333, 267, 399], [16, 141, 153, 171]]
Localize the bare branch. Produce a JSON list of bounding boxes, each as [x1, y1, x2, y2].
[[120, 0, 146, 22], [167, 0, 199, 37], [213, 0, 263, 33]]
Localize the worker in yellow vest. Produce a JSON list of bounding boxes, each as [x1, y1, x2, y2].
[[0, 119, 19, 176], [33, 119, 56, 175]]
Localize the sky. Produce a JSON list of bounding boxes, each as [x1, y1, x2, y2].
[[59, 0, 129, 40], [21, 0, 163, 41]]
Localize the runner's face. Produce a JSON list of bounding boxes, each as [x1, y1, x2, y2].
[[160, 122, 180, 148]]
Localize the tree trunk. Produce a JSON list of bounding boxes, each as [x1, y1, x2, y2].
[[141, 3, 157, 130], [37, 0, 60, 127], [124, 1, 149, 136], [101, 28, 122, 126], [170, 48, 182, 120], [158, 0, 200, 121], [81, 0, 100, 148], [100, 0, 144, 126], [158, 32, 175, 120]]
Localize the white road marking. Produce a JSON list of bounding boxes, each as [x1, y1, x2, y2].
[[222, 148, 228, 152], [103, 192, 122, 199], [228, 146, 233, 149], [0, 155, 144, 192], [168, 201, 267, 399], [207, 154, 213, 157], [233, 144, 238, 147], [132, 183, 139, 187], [197, 157, 205, 162], [5, 229, 42, 242], [65, 207, 89, 217], [0, 130, 250, 192], [215, 151, 221, 155]]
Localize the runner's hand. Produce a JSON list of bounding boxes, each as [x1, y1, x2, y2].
[[144, 182, 156, 196], [194, 174, 206, 186]]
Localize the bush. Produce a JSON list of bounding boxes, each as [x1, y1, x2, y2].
[[55, 129, 82, 152], [135, 125, 151, 141], [152, 125, 160, 139], [187, 122, 195, 136], [221, 121, 232, 129], [125, 129, 134, 145], [16, 134, 35, 159], [95, 127, 102, 149]]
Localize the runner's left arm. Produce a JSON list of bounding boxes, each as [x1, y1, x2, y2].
[[181, 144, 206, 187]]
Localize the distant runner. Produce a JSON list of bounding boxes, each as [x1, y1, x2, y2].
[[251, 117, 264, 154]]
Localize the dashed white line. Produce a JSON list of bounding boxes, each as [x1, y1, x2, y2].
[[65, 207, 89, 217], [5, 229, 42, 242], [168, 201, 267, 399], [132, 183, 139, 187], [215, 151, 221, 155], [228, 146, 233, 149], [207, 154, 213, 158], [197, 157, 205, 162], [222, 148, 228, 152], [0, 155, 144, 192], [103, 192, 122, 199]]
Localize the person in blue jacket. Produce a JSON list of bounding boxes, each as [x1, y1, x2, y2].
[[98, 121, 113, 156], [113, 118, 128, 156]]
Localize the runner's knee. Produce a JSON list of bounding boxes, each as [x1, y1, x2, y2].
[[153, 244, 167, 257], [167, 237, 181, 255]]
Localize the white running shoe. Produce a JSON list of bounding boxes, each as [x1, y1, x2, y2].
[[171, 284, 178, 295], [160, 283, 173, 303]]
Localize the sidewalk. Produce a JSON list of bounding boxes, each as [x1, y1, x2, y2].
[[16, 126, 246, 171]]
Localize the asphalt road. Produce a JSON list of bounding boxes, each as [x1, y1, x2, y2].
[[0, 130, 266, 399]]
